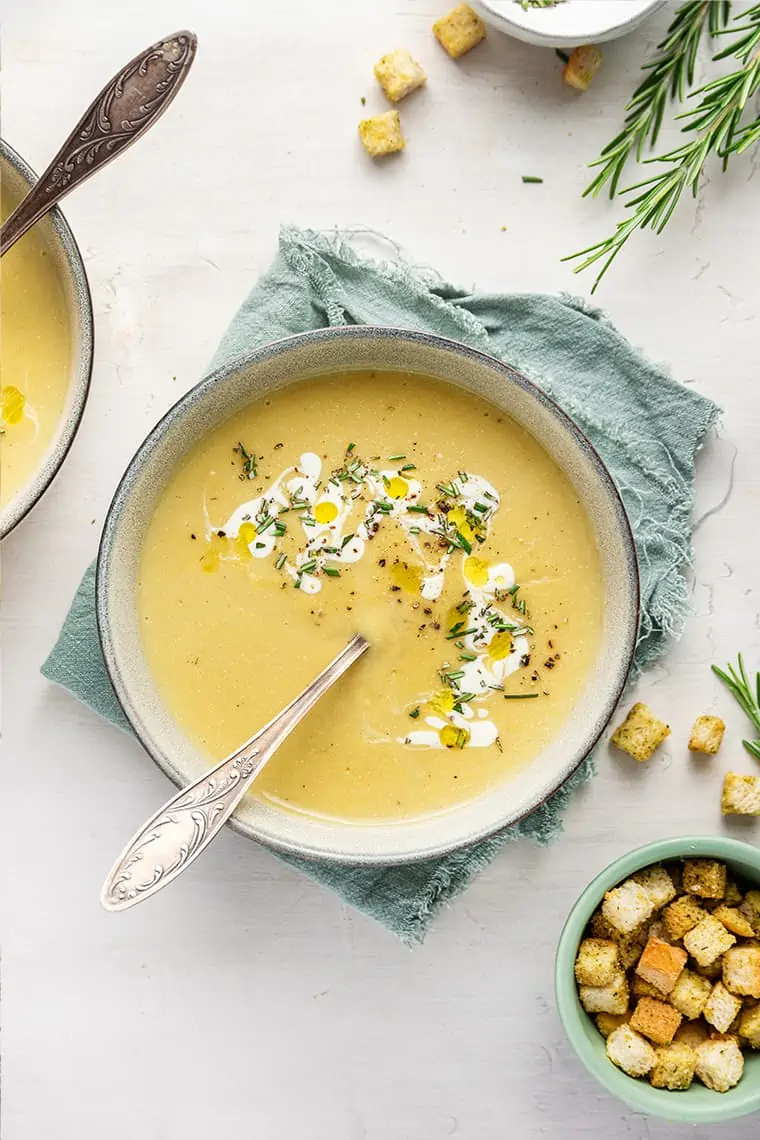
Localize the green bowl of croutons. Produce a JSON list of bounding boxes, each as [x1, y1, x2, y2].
[[555, 837, 760, 1123]]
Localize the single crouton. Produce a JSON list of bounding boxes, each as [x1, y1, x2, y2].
[[630, 996, 682, 1045], [684, 916, 736, 967], [722, 773, 760, 816], [695, 957, 726, 980], [703, 982, 743, 1034], [675, 1019, 710, 1049], [633, 865, 677, 910], [606, 1023, 657, 1078], [688, 715, 726, 754], [738, 1004, 760, 1049], [649, 1041, 697, 1090], [695, 1037, 744, 1092], [740, 891, 760, 935], [432, 4, 486, 59], [374, 49, 427, 103], [632, 975, 664, 999], [683, 860, 727, 900], [610, 702, 670, 762], [663, 895, 704, 941], [595, 1012, 630, 1039], [563, 45, 603, 92], [603, 880, 656, 934], [589, 911, 646, 968], [636, 936, 687, 995], [574, 938, 620, 987], [713, 906, 756, 939], [358, 110, 405, 158], [722, 946, 760, 999], [669, 969, 713, 1020], [579, 970, 629, 1015]]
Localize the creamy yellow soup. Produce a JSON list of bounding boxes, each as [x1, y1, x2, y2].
[[1, 188, 71, 509], [138, 371, 603, 823]]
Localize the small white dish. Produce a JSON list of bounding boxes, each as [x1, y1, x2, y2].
[[473, 0, 665, 48]]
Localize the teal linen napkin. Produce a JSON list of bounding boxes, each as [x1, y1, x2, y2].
[[42, 226, 719, 942]]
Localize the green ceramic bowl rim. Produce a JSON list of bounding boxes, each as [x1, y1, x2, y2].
[[555, 835, 760, 1124]]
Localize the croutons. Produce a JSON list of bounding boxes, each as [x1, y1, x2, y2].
[[738, 1004, 760, 1049], [574, 938, 619, 987], [684, 916, 736, 967], [695, 1037, 745, 1093], [740, 891, 760, 935], [374, 49, 427, 103], [595, 1012, 630, 1038], [630, 996, 682, 1046], [683, 860, 727, 901], [610, 702, 670, 762], [724, 880, 744, 908], [669, 969, 713, 1021], [713, 905, 756, 939], [579, 970, 629, 1016], [633, 865, 677, 910], [358, 110, 405, 158], [650, 1041, 697, 1090], [632, 975, 663, 1000], [675, 1019, 711, 1050], [589, 912, 645, 968], [606, 1024, 657, 1078], [688, 715, 726, 755], [635, 936, 687, 995], [563, 45, 603, 92], [602, 880, 656, 934], [722, 773, 760, 816], [663, 895, 704, 941], [703, 982, 743, 1034], [432, 4, 486, 59], [722, 946, 760, 998]]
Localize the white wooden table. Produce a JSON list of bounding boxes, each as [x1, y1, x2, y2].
[[2, 2, 758, 1136]]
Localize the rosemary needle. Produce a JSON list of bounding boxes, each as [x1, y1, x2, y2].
[[712, 654, 760, 760]]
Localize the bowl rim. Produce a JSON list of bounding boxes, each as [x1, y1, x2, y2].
[[555, 835, 760, 1124], [96, 324, 640, 864], [474, 0, 665, 47], [0, 137, 94, 539]]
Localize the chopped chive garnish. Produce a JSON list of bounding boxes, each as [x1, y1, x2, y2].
[[273, 522, 287, 537], [407, 504, 430, 514], [255, 542, 265, 549], [447, 627, 478, 640], [473, 502, 488, 514], [409, 526, 421, 535], [290, 499, 309, 510], [457, 470, 467, 482], [447, 670, 465, 681], [483, 490, 497, 501], [448, 620, 464, 635], [256, 516, 275, 533], [341, 533, 355, 548], [522, 175, 544, 184], [275, 553, 287, 570], [503, 692, 539, 699], [300, 559, 317, 573], [323, 567, 340, 577], [388, 453, 406, 461], [400, 463, 416, 472], [374, 501, 393, 513], [436, 481, 459, 498], [323, 545, 339, 554], [346, 442, 356, 453], [409, 708, 420, 719], [459, 652, 477, 662]]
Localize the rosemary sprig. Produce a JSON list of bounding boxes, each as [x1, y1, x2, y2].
[[566, 2, 760, 290], [585, 2, 730, 200], [712, 654, 760, 760]]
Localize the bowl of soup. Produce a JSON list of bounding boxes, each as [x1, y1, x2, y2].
[[97, 327, 638, 864], [1, 139, 93, 537]]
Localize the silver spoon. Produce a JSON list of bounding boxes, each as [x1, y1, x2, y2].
[[101, 634, 369, 912], [0, 29, 197, 257]]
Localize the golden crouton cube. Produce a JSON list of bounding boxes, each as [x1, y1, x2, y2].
[[694, 956, 726, 980], [574, 938, 619, 987], [683, 859, 727, 900], [602, 879, 655, 934], [675, 1019, 710, 1049], [432, 3, 486, 59], [579, 970, 629, 1016], [630, 996, 682, 1046], [722, 946, 760, 999], [636, 936, 687, 995], [713, 905, 756, 939], [724, 879, 744, 907], [563, 45, 603, 92], [632, 975, 663, 999], [595, 1012, 629, 1039], [633, 865, 677, 910], [703, 981, 743, 1034], [689, 714, 726, 754], [695, 1037, 744, 1092], [374, 49, 427, 103], [649, 1041, 697, 1090], [610, 702, 670, 762], [738, 1003, 760, 1048], [722, 772, 760, 816], [663, 895, 704, 941], [358, 110, 405, 158], [740, 890, 760, 935], [606, 1024, 657, 1078], [684, 915, 736, 967], [589, 910, 646, 967], [669, 969, 712, 1020]]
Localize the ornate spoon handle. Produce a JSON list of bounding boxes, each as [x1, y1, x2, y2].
[[0, 29, 197, 257], [101, 634, 369, 912]]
